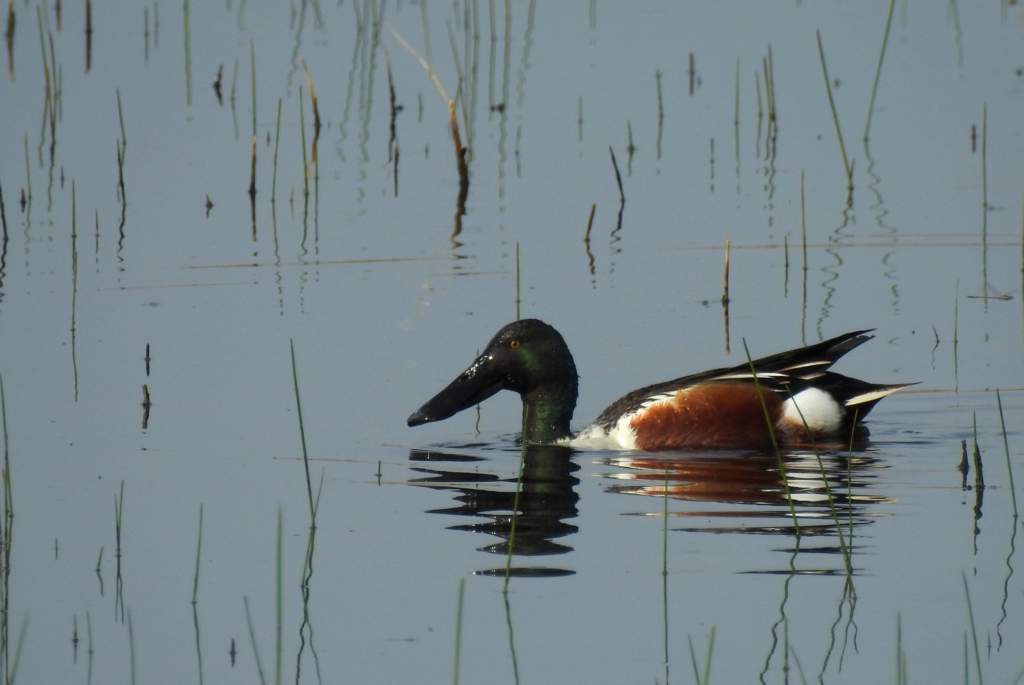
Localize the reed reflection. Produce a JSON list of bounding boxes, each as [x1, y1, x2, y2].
[[409, 445, 579, 577]]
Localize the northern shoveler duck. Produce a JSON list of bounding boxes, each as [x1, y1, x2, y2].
[[407, 319, 911, 450]]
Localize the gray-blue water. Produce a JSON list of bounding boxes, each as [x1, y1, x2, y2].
[[1, 1, 1023, 682]]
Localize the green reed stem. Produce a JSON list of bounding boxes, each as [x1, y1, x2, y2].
[[503, 442, 527, 592], [289, 340, 315, 523], [23, 133, 31, 205], [452, 577, 465, 685], [783, 389, 855, 579], [243, 596, 267, 685], [816, 31, 852, 186], [584, 203, 596, 243], [85, 611, 93, 682], [661, 472, 670, 685], [962, 572, 983, 685], [800, 169, 807, 269], [1, 372, 11, 685], [127, 608, 136, 685], [298, 88, 308, 199], [996, 389, 1018, 517], [514, 241, 521, 321], [274, 506, 282, 685], [981, 103, 988, 220], [250, 40, 256, 139], [962, 632, 969, 685], [702, 626, 716, 685], [271, 98, 282, 203], [896, 612, 903, 685], [71, 179, 79, 402], [36, 5, 51, 100], [191, 503, 203, 604], [114, 480, 124, 556], [116, 88, 126, 149], [742, 339, 800, 537], [688, 635, 701, 685], [953, 280, 960, 392], [864, 0, 896, 141], [183, 0, 192, 106]]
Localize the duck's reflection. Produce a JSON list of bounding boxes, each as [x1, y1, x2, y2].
[[410, 445, 889, 574], [602, 450, 890, 546], [409, 445, 579, 577]]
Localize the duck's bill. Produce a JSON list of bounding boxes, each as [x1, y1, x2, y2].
[[407, 353, 504, 427]]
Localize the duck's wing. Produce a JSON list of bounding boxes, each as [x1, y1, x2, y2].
[[591, 329, 876, 428]]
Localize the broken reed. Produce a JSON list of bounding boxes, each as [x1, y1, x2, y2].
[[816, 30, 852, 191], [388, 26, 468, 199]]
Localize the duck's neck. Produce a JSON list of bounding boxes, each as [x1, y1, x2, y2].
[[521, 380, 578, 445]]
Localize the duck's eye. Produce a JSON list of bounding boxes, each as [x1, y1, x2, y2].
[[509, 339, 521, 350]]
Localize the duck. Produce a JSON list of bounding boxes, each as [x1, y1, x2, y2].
[[407, 319, 911, 451]]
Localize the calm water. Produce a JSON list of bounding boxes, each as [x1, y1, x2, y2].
[[1, 1, 1023, 683]]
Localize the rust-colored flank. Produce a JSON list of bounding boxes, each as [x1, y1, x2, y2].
[[629, 383, 784, 450]]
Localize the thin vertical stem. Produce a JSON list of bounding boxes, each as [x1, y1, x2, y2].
[[962, 572, 983, 685], [289, 340, 315, 523], [816, 31, 851, 184], [996, 390, 1018, 516], [864, 0, 897, 141], [274, 507, 282, 685], [182, 0, 191, 106], [452, 577, 465, 685], [514, 241, 521, 321], [191, 503, 203, 604], [271, 97, 282, 203], [250, 40, 256, 139]]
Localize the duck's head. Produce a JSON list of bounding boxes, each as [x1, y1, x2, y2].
[[407, 319, 579, 443]]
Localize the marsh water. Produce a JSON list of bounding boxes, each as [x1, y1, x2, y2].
[[2, 1, 1024, 683]]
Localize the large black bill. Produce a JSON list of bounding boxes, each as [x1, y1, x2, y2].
[[407, 353, 504, 427]]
